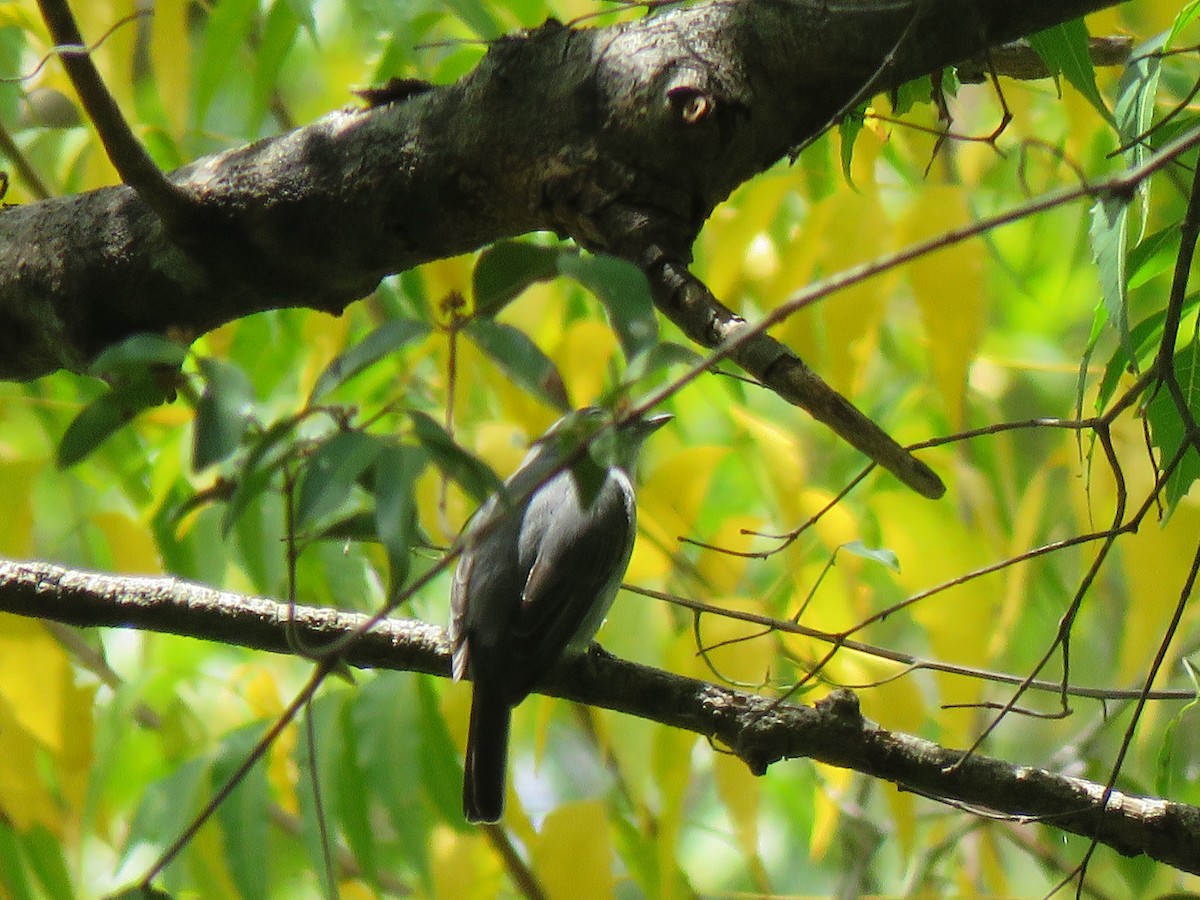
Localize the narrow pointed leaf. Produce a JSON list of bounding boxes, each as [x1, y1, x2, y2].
[[408, 411, 503, 504], [466, 318, 570, 410], [310, 318, 431, 401]]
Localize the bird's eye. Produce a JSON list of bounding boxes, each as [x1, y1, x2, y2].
[[667, 86, 713, 125]]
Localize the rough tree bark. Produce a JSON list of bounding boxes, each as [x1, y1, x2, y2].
[[0, 0, 1128, 494]]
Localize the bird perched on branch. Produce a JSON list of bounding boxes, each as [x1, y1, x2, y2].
[[450, 407, 671, 823]]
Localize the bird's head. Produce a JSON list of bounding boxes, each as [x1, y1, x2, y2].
[[531, 406, 671, 503]]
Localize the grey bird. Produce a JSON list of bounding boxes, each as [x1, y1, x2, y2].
[[449, 407, 671, 823]]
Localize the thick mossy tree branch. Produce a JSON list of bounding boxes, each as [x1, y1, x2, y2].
[[1, 556, 1197, 874], [0, 0, 1126, 380], [0, 0, 1125, 494]]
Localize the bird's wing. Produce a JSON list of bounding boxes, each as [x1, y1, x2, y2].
[[505, 472, 635, 700]]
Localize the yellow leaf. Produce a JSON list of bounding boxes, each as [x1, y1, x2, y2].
[[809, 762, 852, 859], [532, 801, 615, 900], [149, 0, 191, 135], [550, 320, 617, 409], [93, 511, 162, 574], [0, 616, 69, 750], [0, 459, 37, 557], [0, 616, 94, 834], [727, 406, 805, 520], [695, 514, 766, 595], [871, 490, 1000, 743], [900, 186, 987, 427], [432, 824, 502, 900], [1118, 499, 1200, 687], [635, 444, 728, 582], [770, 184, 895, 395], [300, 311, 351, 396], [714, 752, 768, 888], [0, 696, 58, 831], [696, 174, 794, 301], [695, 597, 773, 687]]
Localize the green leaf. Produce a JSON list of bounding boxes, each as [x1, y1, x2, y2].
[[473, 241, 563, 317], [1128, 225, 1179, 290], [558, 253, 659, 360], [374, 444, 427, 596], [296, 431, 384, 531], [88, 333, 187, 377], [222, 419, 297, 535], [19, 827, 71, 900], [625, 341, 705, 384], [211, 723, 271, 900], [408, 410, 504, 504], [296, 692, 347, 900], [1027, 20, 1114, 124], [839, 540, 901, 572], [353, 675, 434, 887], [194, 0, 259, 127], [889, 75, 932, 118], [122, 758, 209, 891], [313, 510, 378, 542], [441, 0, 502, 38], [837, 105, 866, 189], [417, 675, 469, 826], [1147, 342, 1200, 514], [334, 699, 379, 888], [0, 818, 33, 900], [1169, 0, 1200, 46], [193, 357, 255, 471], [106, 890, 173, 900], [1089, 194, 1133, 360], [282, 0, 316, 33], [249, 1, 301, 133], [466, 318, 571, 411], [57, 375, 172, 468], [310, 318, 431, 402], [1115, 34, 1163, 174], [1155, 662, 1200, 798]]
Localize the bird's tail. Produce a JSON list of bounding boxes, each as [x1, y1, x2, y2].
[[463, 682, 511, 823]]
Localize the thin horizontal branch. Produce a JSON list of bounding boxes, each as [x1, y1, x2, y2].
[[1, 556, 1197, 874]]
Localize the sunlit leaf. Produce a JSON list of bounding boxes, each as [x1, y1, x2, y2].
[[532, 802, 615, 898], [194, 0, 258, 126]]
